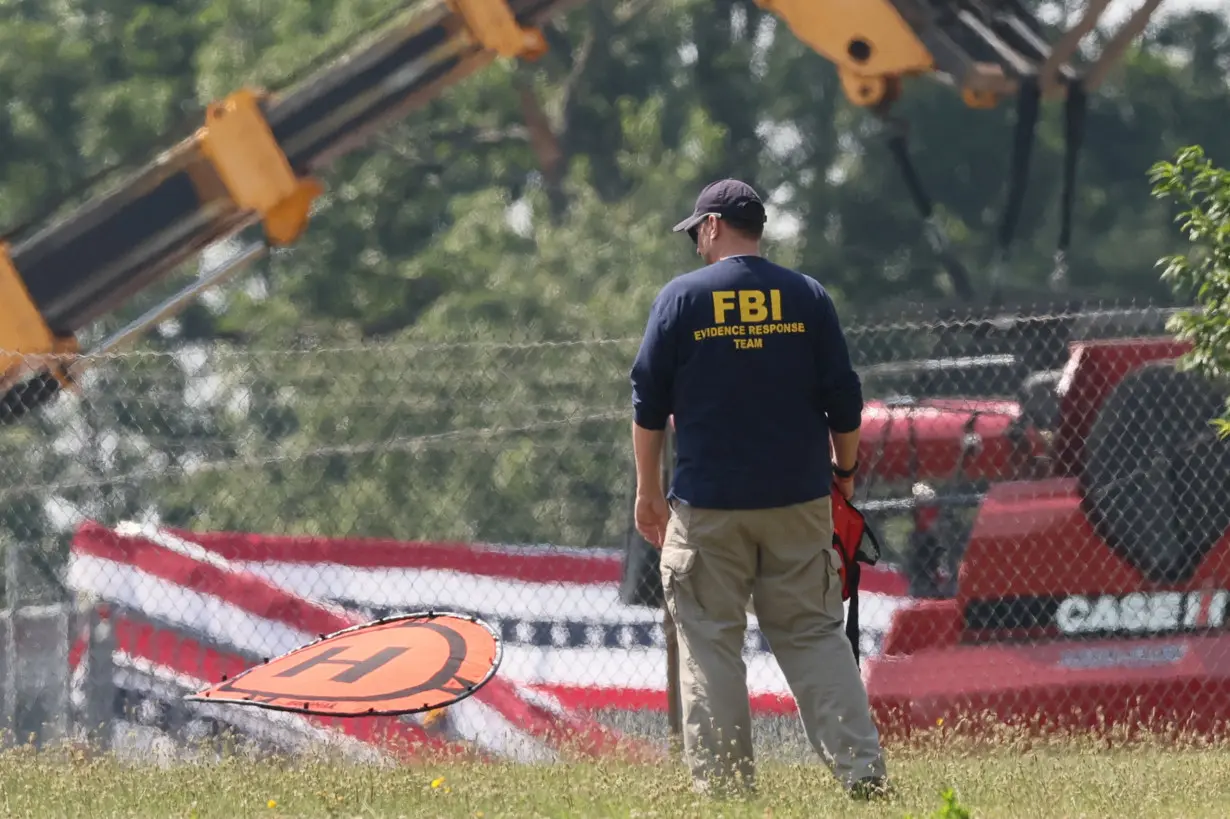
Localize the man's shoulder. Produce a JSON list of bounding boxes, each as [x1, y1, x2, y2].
[[762, 258, 823, 286], [751, 258, 831, 301], [646, 268, 709, 325], [658, 257, 830, 300], [666, 260, 733, 289], [650, 265, 724, 311], [649, 272, 696, 313]]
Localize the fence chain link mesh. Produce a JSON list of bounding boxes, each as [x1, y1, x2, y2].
[[0, 301, 1227, 760]]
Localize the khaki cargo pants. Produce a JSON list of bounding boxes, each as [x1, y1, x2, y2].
[[659, 494, 886, 794]]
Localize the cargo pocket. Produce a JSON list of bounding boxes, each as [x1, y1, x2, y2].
[[660, 540, 698, 578], [823, 545, 845, 614], [659, 503, 698, 595]]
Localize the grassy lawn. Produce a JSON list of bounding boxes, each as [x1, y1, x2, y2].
[[1, 730, 1228, 818]]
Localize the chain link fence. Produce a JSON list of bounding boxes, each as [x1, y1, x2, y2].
[[0, 300, 1227, 762]]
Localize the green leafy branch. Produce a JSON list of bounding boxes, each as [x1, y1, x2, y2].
[[1149, 145, 1230, 439], [903, 787, 973, 819]]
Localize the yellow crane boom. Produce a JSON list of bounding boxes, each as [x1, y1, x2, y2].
[[0, 0, 1165, 423]]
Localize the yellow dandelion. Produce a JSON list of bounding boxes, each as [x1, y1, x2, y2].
[[936, 717, 944, 726], [431, 776, 446, 789], [267, 799, 277, 809]]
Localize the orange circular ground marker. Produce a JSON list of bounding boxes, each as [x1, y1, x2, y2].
[[184, 611, 502, 717]]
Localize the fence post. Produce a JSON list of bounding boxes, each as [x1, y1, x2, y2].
[[81, 605, 115, 752], [2, 536, 17, 747], [0, 602, 70, 749]]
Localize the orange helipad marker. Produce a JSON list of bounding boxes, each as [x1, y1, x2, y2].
[[185, 611, 502, 716]]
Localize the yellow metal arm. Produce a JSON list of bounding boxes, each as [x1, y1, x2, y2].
[[198, 88, 324, 247], [756, 0, 933, 107], [0, 0, 552, 422], [0, 85, 322, 409], [0, 246, 77, 397], [0, 0, 1165, 425], [447, 0, 548, 59], [758, 0, 1166, 109]]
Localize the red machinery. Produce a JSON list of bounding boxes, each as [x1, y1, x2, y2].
[[864, 336, 1230, 736], [619, 318, 1230, 740], [859, 397, 1047, 484], [616, 391, 1043, 607]]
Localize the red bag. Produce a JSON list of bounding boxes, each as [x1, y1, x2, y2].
[[830, 482, 882, 665]]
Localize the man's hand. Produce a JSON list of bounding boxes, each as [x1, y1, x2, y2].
[[635, 491, 671, 549], [834, 475, 855, 501], [631, 421, 670, 547]]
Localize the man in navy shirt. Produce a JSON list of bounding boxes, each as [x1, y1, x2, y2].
[[629, 179, 888, 799]]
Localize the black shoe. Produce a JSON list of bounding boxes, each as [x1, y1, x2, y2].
[[850, 776, 890, 800]]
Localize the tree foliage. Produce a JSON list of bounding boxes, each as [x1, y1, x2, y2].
[[1150, 145, 1230, 437], [1, 0, 1229, 584]]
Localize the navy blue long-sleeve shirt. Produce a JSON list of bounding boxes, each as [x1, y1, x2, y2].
[[630, 255, 863, 510]]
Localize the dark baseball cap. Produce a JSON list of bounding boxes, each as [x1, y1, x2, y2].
[[672, 179, 767, 235]]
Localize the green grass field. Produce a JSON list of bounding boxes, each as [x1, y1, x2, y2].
[[3, 727, 1230, 819]]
